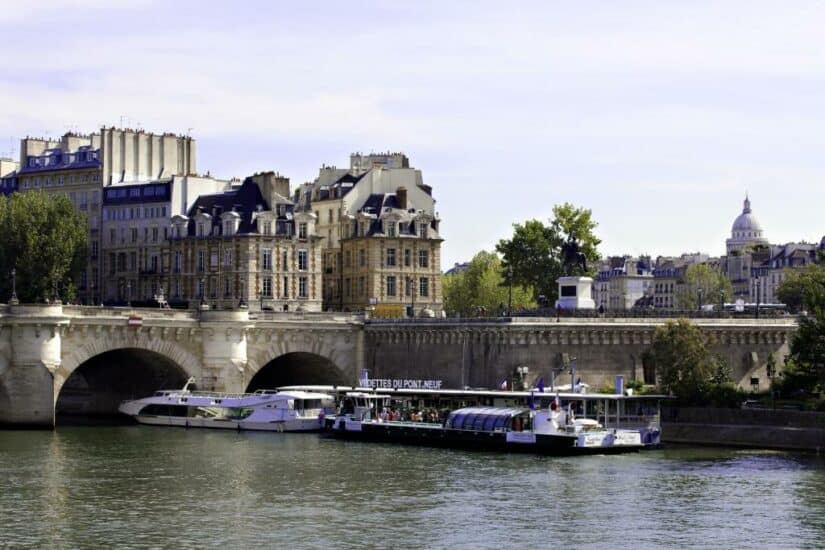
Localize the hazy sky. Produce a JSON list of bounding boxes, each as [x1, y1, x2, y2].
[[2, 1, 824, 267]]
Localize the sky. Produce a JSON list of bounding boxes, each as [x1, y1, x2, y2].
[[2, 0, 825, 267]]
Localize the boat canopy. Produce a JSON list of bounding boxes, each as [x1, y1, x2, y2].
[[446, 407, 528, 431]]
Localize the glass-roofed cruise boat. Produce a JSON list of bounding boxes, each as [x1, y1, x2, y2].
[[118, 378, 335, 432], [312, 387, 666, 455]]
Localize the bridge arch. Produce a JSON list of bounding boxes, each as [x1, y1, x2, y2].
[[246, 335, 355, 391], [55, 337, 201, 422], [246, 352, 349, 391]]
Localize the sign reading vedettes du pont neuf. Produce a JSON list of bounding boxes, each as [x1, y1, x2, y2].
[[368, 379, 443, 390]]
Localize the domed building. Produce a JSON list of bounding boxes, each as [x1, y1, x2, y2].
[[726, 195, 769, 254]]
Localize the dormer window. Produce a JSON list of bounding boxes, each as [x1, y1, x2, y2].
[[386, 222, 396, 237], [298, 222, 308, 239], [418, 222, 428, 238], [263, 222, 272, 236], [224, 220, 234, 235], [197, 222, 205, 237]]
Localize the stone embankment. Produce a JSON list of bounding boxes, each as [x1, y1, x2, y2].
[[662, 407, 825, 452]]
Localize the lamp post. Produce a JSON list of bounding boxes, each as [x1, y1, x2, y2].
[[697, 287, 704, 312], [755, 277, 761, 319], [569, 356, 577, 393], [10, 268, 18, 304], [199, 278, 205, 307], [127, 280, 132, 307], [507, 266, 513, 316], [410, 276, 416, 318]]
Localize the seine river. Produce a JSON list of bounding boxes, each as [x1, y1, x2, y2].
[[1, 427, 824, 549]]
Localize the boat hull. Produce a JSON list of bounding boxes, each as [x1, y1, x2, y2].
[[329, 419, 639, 455], [133, 415, 323, 432]]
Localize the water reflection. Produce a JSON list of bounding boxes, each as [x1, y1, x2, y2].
[[0, 428, 823, 548]]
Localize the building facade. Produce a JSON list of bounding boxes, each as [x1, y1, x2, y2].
[[168, 178, 323, 311], [298, 153, 443, 315]]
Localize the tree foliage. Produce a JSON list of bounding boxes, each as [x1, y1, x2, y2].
[[776, 262, 825, 313], [647, 319, 727, 403], [778, 262, 825, 390], [675, 263, 732, 310], [495, 203, 601, 303], [442, 251, 535, 316], [0, 191, 87, 303]]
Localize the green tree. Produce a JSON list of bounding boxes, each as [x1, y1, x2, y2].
[[647, 319, 721, 402], [675, 263, 733, 310], [442, 251, 535, 316], [0, 191, 87, 303], [496, 203, 601, 302], [776, 262, 825, 313]]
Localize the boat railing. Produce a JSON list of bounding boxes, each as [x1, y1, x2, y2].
[[597, 414, 660, 428], [163, 390, 271, 400]]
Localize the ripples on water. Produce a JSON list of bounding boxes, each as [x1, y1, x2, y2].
[[1, 428, 823, 549]]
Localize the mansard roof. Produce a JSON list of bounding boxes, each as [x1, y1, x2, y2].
[[186, 178, 271, 235]]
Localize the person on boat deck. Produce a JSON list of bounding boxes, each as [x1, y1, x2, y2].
[[379, 407, 389, 422]]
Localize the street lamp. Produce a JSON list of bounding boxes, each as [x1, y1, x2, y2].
[[10, 267, 18, 304], [755, 277, 761, 319], [507, 266, 513, 316], [569, 356, 577, 393], [127, 280, 132, 307], [407, 276, 415, 318]]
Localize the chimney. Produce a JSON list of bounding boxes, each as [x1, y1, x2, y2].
[[396, 186, 407, 210]]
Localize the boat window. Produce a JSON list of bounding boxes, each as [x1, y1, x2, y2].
[[472, 414, 488, 430], [493, 415, 508, 430], [482, 414, 497, 431], [449, 412, 465, 429]]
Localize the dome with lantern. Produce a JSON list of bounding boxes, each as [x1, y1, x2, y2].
[[726, 195, 769, 253]]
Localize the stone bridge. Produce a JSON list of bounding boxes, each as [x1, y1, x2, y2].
[[0, 304, 797, 428]]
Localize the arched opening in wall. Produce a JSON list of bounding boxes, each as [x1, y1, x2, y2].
[[56, 349, 189, 425], [246, 352, 348, 392]]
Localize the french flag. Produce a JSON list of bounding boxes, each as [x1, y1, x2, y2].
[[499, 378, 508, 390]]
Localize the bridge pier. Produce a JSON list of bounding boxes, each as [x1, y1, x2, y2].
[[199, 310, 253, 393], [0, 305, 68, 428]]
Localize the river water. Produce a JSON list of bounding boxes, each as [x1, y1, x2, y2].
[[1, 427, 823, 549]]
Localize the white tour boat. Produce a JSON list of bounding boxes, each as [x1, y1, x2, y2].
[[118, 378, 335, 432]]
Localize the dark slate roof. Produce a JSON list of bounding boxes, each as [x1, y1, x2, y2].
[[18, 149, 101, 174], [186, 178, 273, 236]]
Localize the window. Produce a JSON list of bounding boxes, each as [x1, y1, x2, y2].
[[262, 248, 272, 270], [282, 276, 289, 298], [224, 249, 232, 267], [197, 223, 205, 237], [387, 276, 396, 297], [405, 277, 412, 297], [262, 277, 273, 297], [198, 279, 205, 298], [419, 277, 429, 297], [404, 249, 411, 267], [129, 252, 137, 272], [299, 276, 308, 298], [282, 250, 289, 271], [224, 220, 233, 235], [358, 276, 365, 296], [91, 240, 98, 258], [152, 227, 158, 243], [174, 252, 181, 273], [386, 248, 396, 267], [344, 277, 351, 297], [345, 251, 351, 267], [198, 250, 205, 272], [418, 222, 428, 238], [418, 250, 429, 268], [298, 250, 308, 271], [359, 249, 366, 267], [263, 222, 272, 236], [298, 222, 308, 239], [386, 222, 396, 237], [224, 277, 231, 297]]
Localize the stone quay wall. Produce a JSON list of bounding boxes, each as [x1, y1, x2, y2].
[[663, 407, 825, 452]]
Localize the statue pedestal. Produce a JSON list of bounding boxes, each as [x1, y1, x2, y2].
[[555, 276, 595, 310]]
